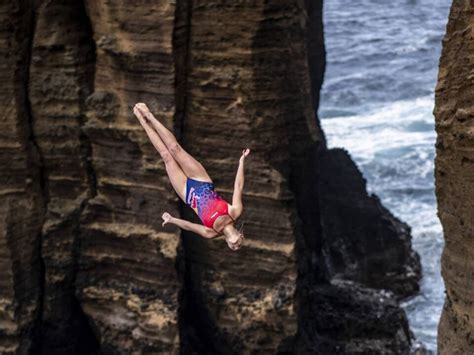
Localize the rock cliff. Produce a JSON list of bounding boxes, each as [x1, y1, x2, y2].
[[434, 1, 474, 353], [319, 149, 421, 299], [0, 0, 421, 354], [0, 2, 44, 353]]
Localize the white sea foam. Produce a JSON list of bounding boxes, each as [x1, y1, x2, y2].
[[321, 96, 435, 160]]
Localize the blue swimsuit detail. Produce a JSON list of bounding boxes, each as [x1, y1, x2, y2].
[[185, 178, 231, 229]]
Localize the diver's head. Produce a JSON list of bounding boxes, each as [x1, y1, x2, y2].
[[222, 222, 244, 251]]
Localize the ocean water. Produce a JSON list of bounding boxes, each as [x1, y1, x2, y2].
[[319, 0, 451, 353]]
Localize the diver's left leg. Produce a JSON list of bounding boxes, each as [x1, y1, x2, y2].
[[133, 106, 187, 200], [134, 103, 212, 182]]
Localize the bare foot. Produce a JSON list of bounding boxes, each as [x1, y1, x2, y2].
[[133, 105, 147, 125], [135, 102, 148, 113]]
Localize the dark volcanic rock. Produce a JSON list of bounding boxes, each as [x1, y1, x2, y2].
[[178, 0, 325, 352], [297, 280, 415, 354], [28, 0, 98, 352], [319, 148, 421, 299], [0, 2, 44, 353]]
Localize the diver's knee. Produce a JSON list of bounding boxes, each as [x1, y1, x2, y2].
[[169, 143, 182, 156], [161, 151, 173, 164]]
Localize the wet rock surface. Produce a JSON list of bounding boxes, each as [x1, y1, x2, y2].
[[1, 0, 422, 353]]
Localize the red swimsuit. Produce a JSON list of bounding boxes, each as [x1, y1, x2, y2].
[[185, 178, 234, 232]]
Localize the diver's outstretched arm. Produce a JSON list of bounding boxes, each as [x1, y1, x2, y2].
[[162, 212, 217, 239], [230, 149, 250, 218]]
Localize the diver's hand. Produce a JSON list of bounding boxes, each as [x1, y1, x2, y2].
[[240, 148, 250, 162], [162, 212, 172, 226]]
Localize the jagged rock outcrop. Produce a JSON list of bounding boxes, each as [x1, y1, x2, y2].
[[434, 1, 474, 353], [0, 0, 422, 353], [319, 149, 421, 299], [298, 280, 414, 354]]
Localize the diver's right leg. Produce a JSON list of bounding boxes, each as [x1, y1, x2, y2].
[[134, 106, 187, 201], [135, 103, 212, 182]]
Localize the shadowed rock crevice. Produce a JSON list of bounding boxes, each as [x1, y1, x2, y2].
[[0, 1, 46, 353], [28, 0, 100, 352], [171, 0, 219, 352], [250, 1, 329, 352], [22, 2, 47, 353], [0, 1, 47, 353], [172, 0, 192, 138]]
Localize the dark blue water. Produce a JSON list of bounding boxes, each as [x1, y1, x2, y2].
[[319, 1, 451, 352]]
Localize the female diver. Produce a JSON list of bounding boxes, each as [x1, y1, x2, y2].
[[133, 103, 249, 251]]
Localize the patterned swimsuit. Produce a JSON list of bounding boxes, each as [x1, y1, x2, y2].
[[185, 178, 233, 231]]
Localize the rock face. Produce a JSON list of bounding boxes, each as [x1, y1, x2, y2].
[[179, 1, 326, 352], [76, 0, 182, 352], [0, 0, 422, 354], [0, 2, 44, 353], [434, 1, 474, 353], [300, 280, 414, 354], [28, 1, 98, 352], [319, 149, 421, 299]]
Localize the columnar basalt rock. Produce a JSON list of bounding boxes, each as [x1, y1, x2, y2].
[[28, 1, 98, 352], [178, 1, 320, 351], [434, 1, 474, 353], [75, 0, 182, 352]]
